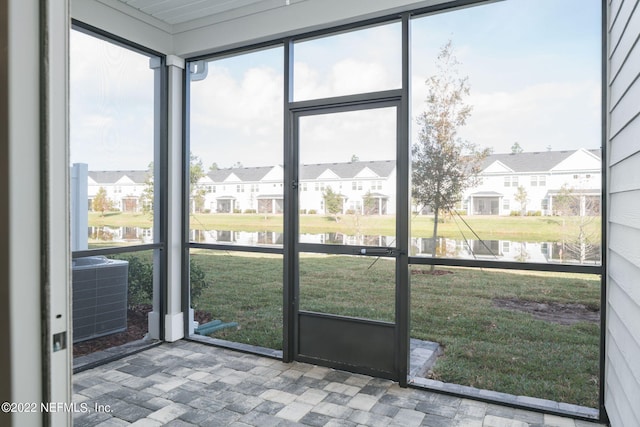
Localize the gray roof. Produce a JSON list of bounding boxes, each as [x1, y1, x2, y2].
[[207, 166, 275, 182], [300, 160, 395, 180], [481, 149, 601, 173], [88, 170, 150, 184], [205, 160, 395, 182], [89, 150, 598, 185]]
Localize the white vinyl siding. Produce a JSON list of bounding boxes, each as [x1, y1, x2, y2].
[[606, 1, 640, 426]]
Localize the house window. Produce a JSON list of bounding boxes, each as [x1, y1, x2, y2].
[[504, 176, 518, 187], [236, 184, 244, 193], [301, 182, 307, 191], [503, 199, 510, 210], [541, 198, 549, 210], [531, 176, 547, 187]]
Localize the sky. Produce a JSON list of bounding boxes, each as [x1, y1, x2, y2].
[[70, 30, 156, 171], [70, 0, 601, 171]]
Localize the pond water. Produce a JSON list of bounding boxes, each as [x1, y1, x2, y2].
[[88, 226, 601, 265]]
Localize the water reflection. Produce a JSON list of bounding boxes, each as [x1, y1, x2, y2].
[[90, 226, 600, 264], [413, 237, 600, 264], [88, 226, 153, 244]]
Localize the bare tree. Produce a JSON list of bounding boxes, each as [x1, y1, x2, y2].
[[515, 185, 528, 216], [412, 40, 490, 266], [555, 184, 600, 264]]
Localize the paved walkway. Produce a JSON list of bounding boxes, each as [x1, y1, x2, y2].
[[72, 340, 604, 427]]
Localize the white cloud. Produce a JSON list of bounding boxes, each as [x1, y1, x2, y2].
[[411, 73, 601, 154], [70, 30, 156, 170], [462, 81, 601, 153], [298, 108, 397, 165]]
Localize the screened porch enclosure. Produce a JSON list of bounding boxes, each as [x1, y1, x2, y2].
[[182, 0, 603, 420], [68, 0, 605, 422]]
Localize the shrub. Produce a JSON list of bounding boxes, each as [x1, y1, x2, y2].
[[345, 209, 356, 215], [112, 254, 210, 308], [111, 254, 153, 307], [233, 208, 242, 213], [189, 260, 209, 309], [244, 209, 257, 214], [308, 209, 317, 214]]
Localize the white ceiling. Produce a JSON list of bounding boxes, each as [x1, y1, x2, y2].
[[113, 0, 292, 26]]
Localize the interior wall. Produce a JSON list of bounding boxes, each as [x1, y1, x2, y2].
[[606, 0, 640, 426], [1, 1, 71, 425], [0, 0, 11, 421], [1, 0, 45, 425]]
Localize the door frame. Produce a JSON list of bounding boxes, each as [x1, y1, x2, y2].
[[284, 95, 410, 383]]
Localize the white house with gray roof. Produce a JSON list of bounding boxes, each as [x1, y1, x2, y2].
[[199, 160, 396, 215], [88, 170, 150, 213], [86, 150, 600, 217], [463, 148, 601, 216]]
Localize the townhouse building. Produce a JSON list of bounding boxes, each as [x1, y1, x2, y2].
[[86, 149, 600, 217], [464, 148, 601, 216]]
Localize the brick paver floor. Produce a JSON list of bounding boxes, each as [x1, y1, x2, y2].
[[72, 341, 605, 427]]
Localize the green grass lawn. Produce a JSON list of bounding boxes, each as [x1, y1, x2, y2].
[[191, 250, 600, 408], [87, 212, 601, 406], [90, 211, 601, 243]]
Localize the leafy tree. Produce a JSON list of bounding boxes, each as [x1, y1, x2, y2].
[[412, 40, 490, 265], [323, 186, 343, 222], [511, 142, 523, 153], [140, 162, 154, 215], [209, 162, 219, 172], [92, 187, 114, 217], [190, 154, 207, 213], [515, 185, 528, 216], [141, 154, 209, 214], [350, 154, 360, 162]]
